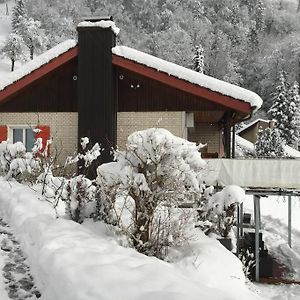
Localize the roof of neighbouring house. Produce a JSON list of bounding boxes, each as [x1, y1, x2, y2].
[[0, 39, 263, 113], [236, 118, 270, 134]]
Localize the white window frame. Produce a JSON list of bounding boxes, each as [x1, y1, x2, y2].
[[8, 125, 35, 148]]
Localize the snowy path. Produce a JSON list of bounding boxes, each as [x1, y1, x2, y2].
[[0, 219, 41, 299]]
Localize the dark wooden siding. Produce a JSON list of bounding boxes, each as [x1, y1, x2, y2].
[[116, 67, 230, 112], [0, 58, 78, 112]]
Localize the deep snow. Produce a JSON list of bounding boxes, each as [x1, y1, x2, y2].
[[0, 178, 262, 300]]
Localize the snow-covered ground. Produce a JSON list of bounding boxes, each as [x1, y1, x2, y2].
[[0, 178, 262, 300], [244, 195, 300, 299]]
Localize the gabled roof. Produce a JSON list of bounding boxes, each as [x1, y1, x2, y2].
[[0, 40, 263, 114], [236, 118, 269, 134], [112, 46, 262, 110], [0, 40, 78, 104]]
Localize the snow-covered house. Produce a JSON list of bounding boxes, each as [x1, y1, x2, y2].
[[0, 18, 262, 163], [237, 119, 274, 144]]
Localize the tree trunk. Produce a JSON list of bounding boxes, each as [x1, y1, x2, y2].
[[11, 59, 15, 72], [298, 0, 300, 12], [30, 45, 34, 60]]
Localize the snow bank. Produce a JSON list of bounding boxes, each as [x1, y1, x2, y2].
[[112, 46, 263, 109], [0, 179, 262, 300], [0, 39, 77, 91]]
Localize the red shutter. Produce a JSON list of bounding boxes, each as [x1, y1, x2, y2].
[[35, 125, 50, 156], [0, 126, 7, 142]]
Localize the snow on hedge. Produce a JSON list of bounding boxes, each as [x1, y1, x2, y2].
[[112, 46, 263, 109], [77, 20, 120, 35], [0, 179, 262, 300], [0, 39, 77, 91]]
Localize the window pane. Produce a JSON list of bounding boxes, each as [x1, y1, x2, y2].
[[13, 129, 23, 143], [26, 129, 35, 152]]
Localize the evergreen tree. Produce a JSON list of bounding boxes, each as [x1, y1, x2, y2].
[[255, 127, 285, 157], [286, 81, 300, 146], [11, 0, 26, 33], [1, 33, 27, 71], [193, 44, 204, 73], [253, 0, 266, 33], [268, 72, 290, 142], [268, 73, 300, 146], [11, 0, 47, 60]]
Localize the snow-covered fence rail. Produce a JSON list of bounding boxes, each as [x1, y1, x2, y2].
[[205, 159, 300, 190]]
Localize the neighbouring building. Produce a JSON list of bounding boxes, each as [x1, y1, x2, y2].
[[0, 18, 262, 164]]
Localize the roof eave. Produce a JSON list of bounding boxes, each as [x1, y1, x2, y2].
[[0, 46, 78, 105], [112, 54, 252, 115]]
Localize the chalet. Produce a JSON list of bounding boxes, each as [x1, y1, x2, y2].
[[237, 119, 274, 144], [0, 18, 262, 164]]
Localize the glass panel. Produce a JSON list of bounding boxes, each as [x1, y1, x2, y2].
[[25, 128, 35, 152], [13, 128, 23, 143]]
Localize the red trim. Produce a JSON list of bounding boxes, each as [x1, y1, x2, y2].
[[0, 46, 78, 104], [112, 55, 252, 114], [0, 125, 7, 142], [35, 125, 50, 156]]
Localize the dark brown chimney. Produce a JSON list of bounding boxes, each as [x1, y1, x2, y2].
[[77, 17, 118, 173]]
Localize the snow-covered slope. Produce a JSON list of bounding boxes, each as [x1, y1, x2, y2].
[[0, 179, 262, 300]]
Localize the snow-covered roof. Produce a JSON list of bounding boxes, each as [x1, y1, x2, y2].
[[77, 20, 120, 36], [235, 134, 300, 158], [236, 118, 269, 134], [0, 39, 77, 92], [112, 46, 263, 109]]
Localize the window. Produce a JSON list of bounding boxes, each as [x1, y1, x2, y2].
[[10, 127, 35, 152]]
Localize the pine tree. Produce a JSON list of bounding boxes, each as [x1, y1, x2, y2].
[[286, 81, 300, 146], [193, 44, 204, 73], [255, 127, 285, 158], [268, 72, 290, 142], [11, 0, 47, 60], [1, 33, 27, 71], [253, 0, 265, 33], [11, 0, 26, 33]]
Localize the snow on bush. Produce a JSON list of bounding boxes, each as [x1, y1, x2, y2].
[[0, 140, 40, 180], [97, 128, 207, 257], [62, 175, 96, 223], [39, 137, 101, 221], [197, 185, 245, 238]]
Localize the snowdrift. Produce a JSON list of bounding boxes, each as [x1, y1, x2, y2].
[[0, 179, 262, 300]]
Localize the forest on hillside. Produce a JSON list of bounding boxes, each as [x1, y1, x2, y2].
[[3, 0, 300, 112]]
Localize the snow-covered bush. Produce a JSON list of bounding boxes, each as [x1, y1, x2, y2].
[[62, 175, 96, 223], [39, 137, 101, 221], [96, 128, 207, 257], [0, 140, 40, 181], [197, 185, 245, 238]]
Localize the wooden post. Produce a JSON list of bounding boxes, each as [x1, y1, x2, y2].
[[240, 202, 244, 237], [232, 125, 235, 159], [254, 195, 260, 282], [236, 204, 240, 255], [288, 195, 292, 248]]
